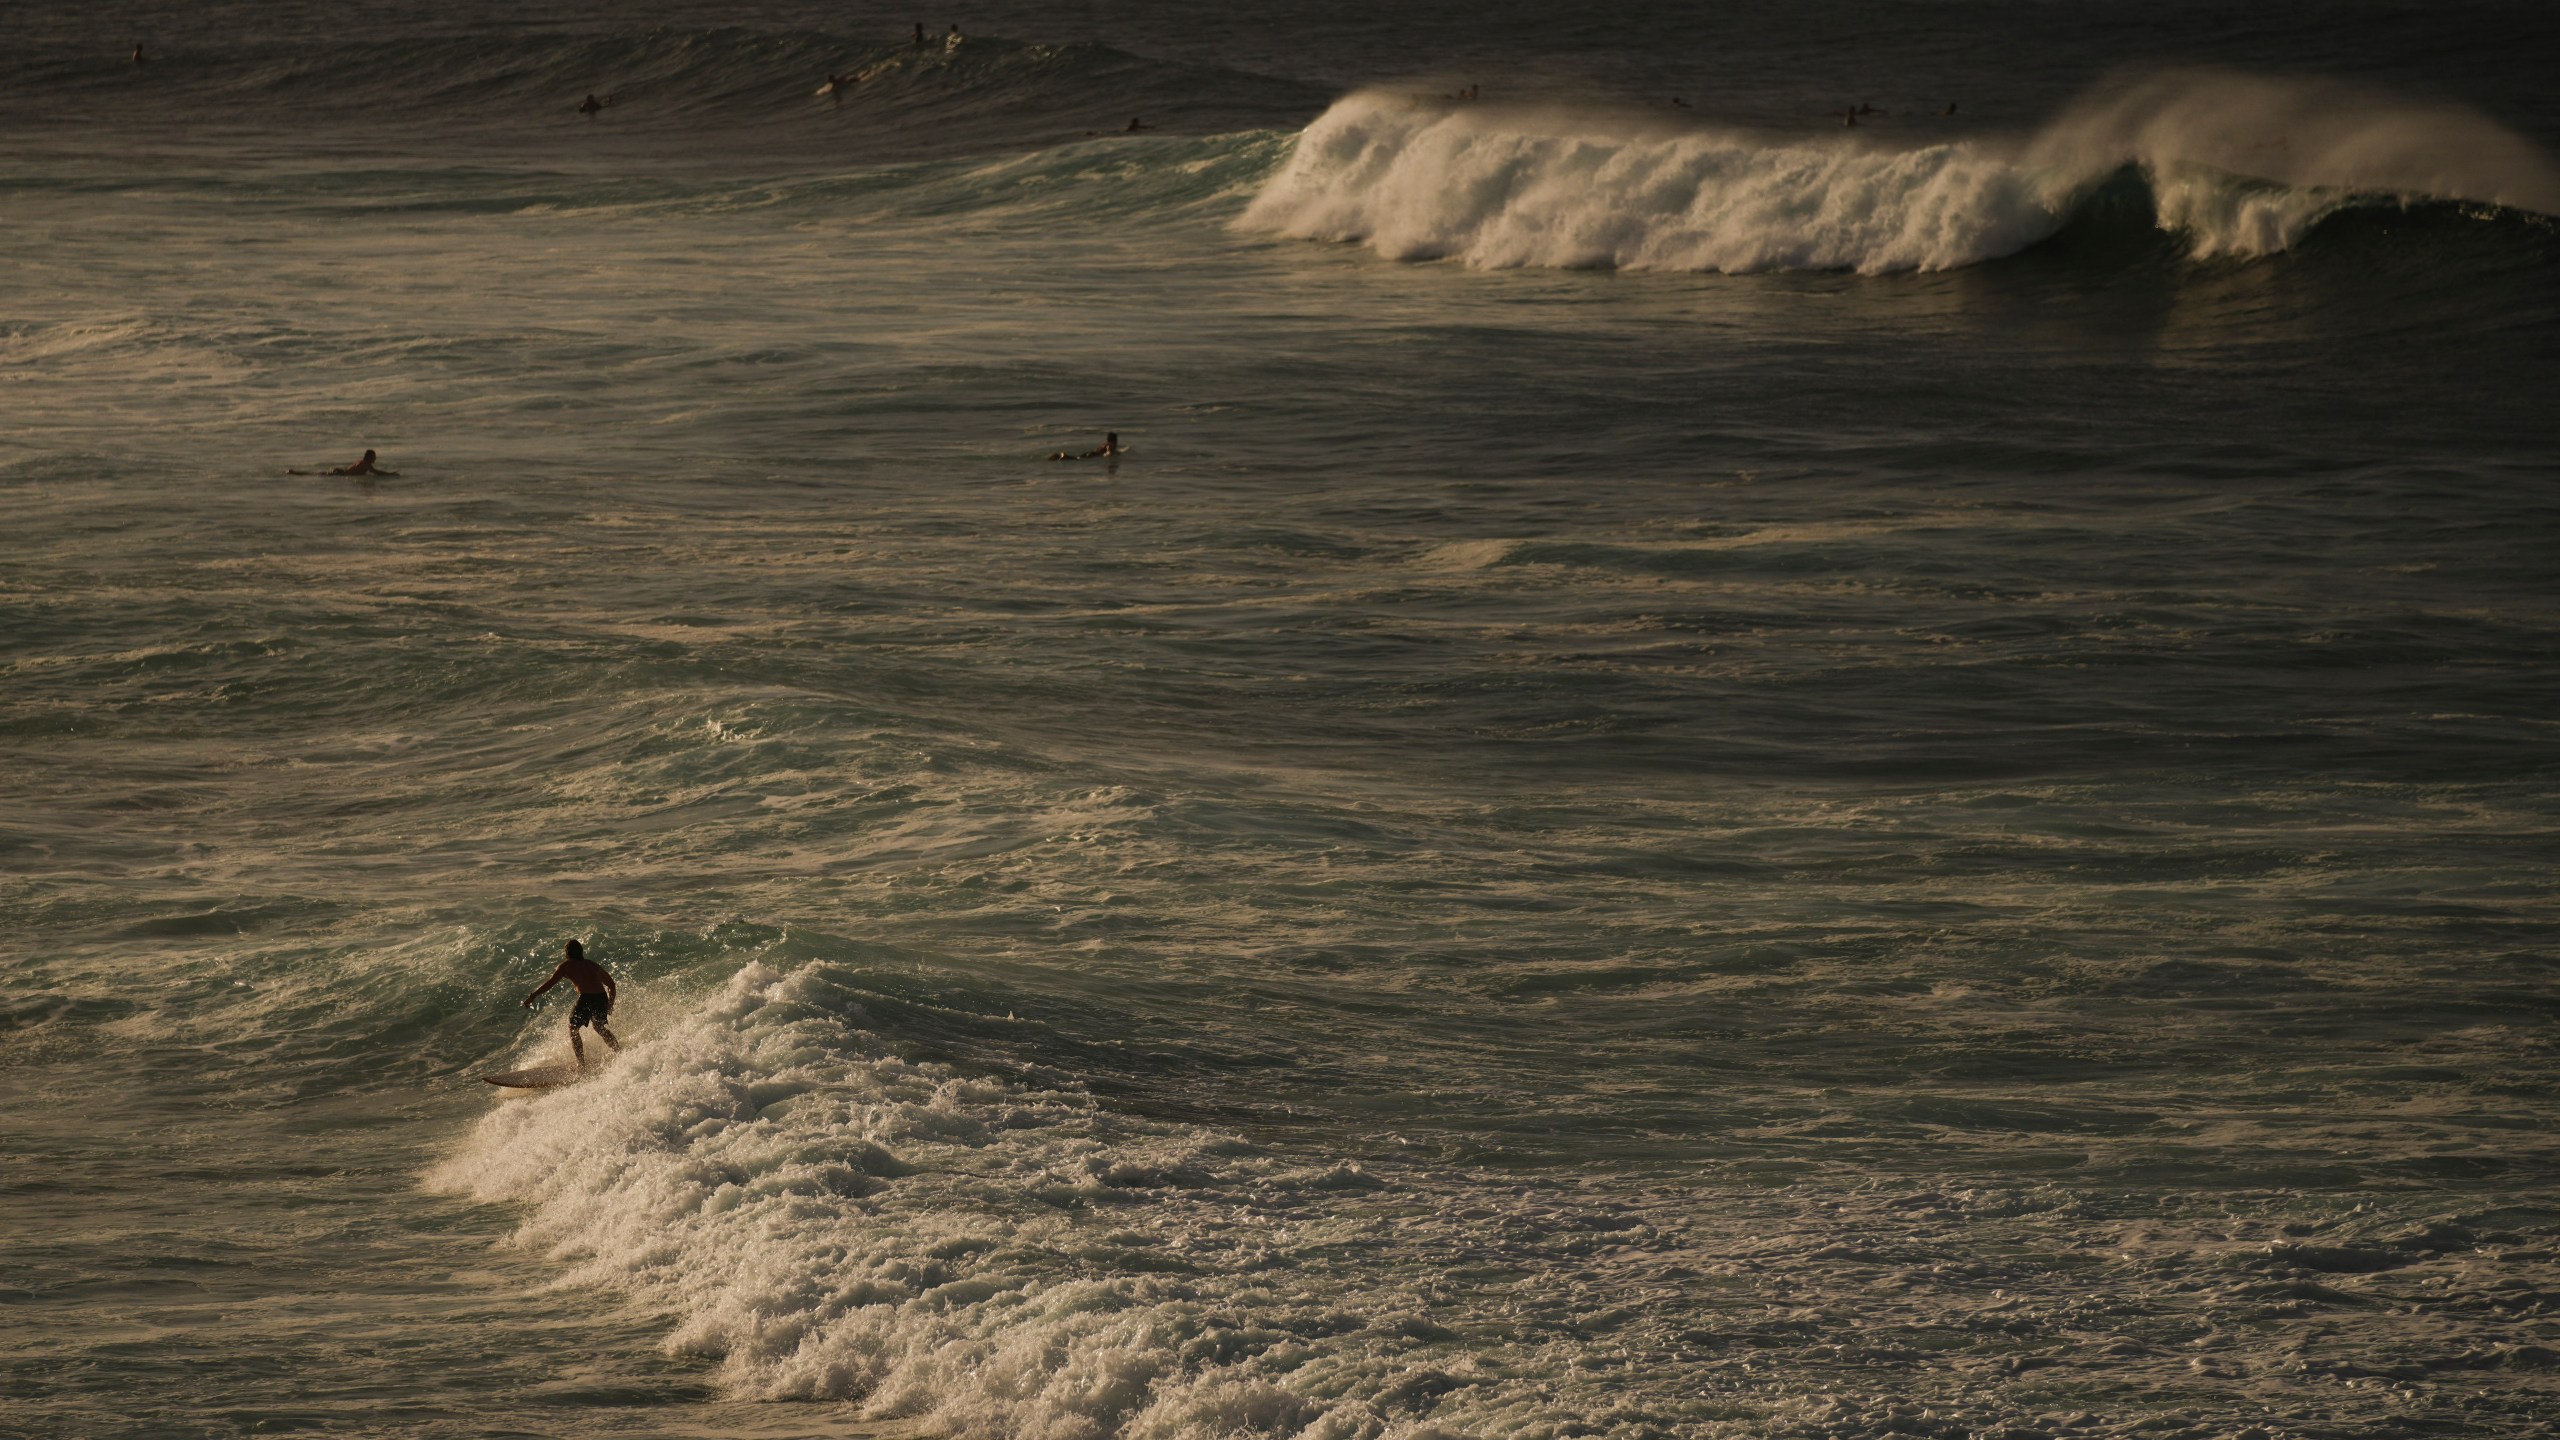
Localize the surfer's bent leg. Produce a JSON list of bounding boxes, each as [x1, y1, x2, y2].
[[568, 991, 614, 1064]]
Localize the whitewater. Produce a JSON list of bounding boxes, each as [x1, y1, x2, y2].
[[6, 3, 2560, 1439]]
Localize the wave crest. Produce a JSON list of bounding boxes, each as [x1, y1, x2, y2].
[[2029, 68, 2560, 219], [1236, 72, 2560, 274], [1240, 97, 2060, 273]]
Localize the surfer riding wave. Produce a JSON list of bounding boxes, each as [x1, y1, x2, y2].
[[523, 938, 619, 1065]]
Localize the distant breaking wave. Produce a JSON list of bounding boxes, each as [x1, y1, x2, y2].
[[1236, 70, 2560, 273]]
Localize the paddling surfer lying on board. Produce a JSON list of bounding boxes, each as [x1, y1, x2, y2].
[[1048, 432, 1122, 460], [288, 448, 398, 476]]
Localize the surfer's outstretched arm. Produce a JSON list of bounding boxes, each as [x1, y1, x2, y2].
[[524, 962, 566, 1008]]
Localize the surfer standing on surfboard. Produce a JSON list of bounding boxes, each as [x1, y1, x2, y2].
[[523, 939, 620, 1066]]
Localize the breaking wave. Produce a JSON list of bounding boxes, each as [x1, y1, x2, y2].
[[1236, 70, 2560, 273], [426, 960, 1680, 1440]]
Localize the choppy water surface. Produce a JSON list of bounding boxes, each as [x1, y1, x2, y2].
[[5, 3, 2559, 1438]]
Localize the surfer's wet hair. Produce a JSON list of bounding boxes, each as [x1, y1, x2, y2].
[[565, 938, 584, 959]]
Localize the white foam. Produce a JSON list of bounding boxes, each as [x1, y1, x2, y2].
[[1237, 94, 2066, 275]]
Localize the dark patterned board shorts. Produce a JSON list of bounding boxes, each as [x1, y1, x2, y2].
[[569, 992, 614, 1030]]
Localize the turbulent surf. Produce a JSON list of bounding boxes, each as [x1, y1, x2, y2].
[[5, 3, 2559, 1439]]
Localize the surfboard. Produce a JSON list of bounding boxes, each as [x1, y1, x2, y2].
[[482, 1061, 590, 1090]]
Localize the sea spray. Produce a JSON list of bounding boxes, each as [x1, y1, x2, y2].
[[2025, 67, 2560, 219]]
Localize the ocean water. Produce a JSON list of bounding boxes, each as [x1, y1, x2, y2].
[[5, 3, 2560, 1438]]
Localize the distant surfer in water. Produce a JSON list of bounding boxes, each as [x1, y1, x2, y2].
[[1049, 432, 1121, 461], [579, 93, 607, 117], [131, 44, 146, 65], [914, 21, 926, 45], [823, 73, 853, 100], [289, 449, 396, 477], [1125, 116, 1151, 131], [523, 939, 620, 1066]]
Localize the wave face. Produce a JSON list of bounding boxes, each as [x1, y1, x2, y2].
[[0, 26, 1327, 163], [1236, 72, 2560, 273]]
